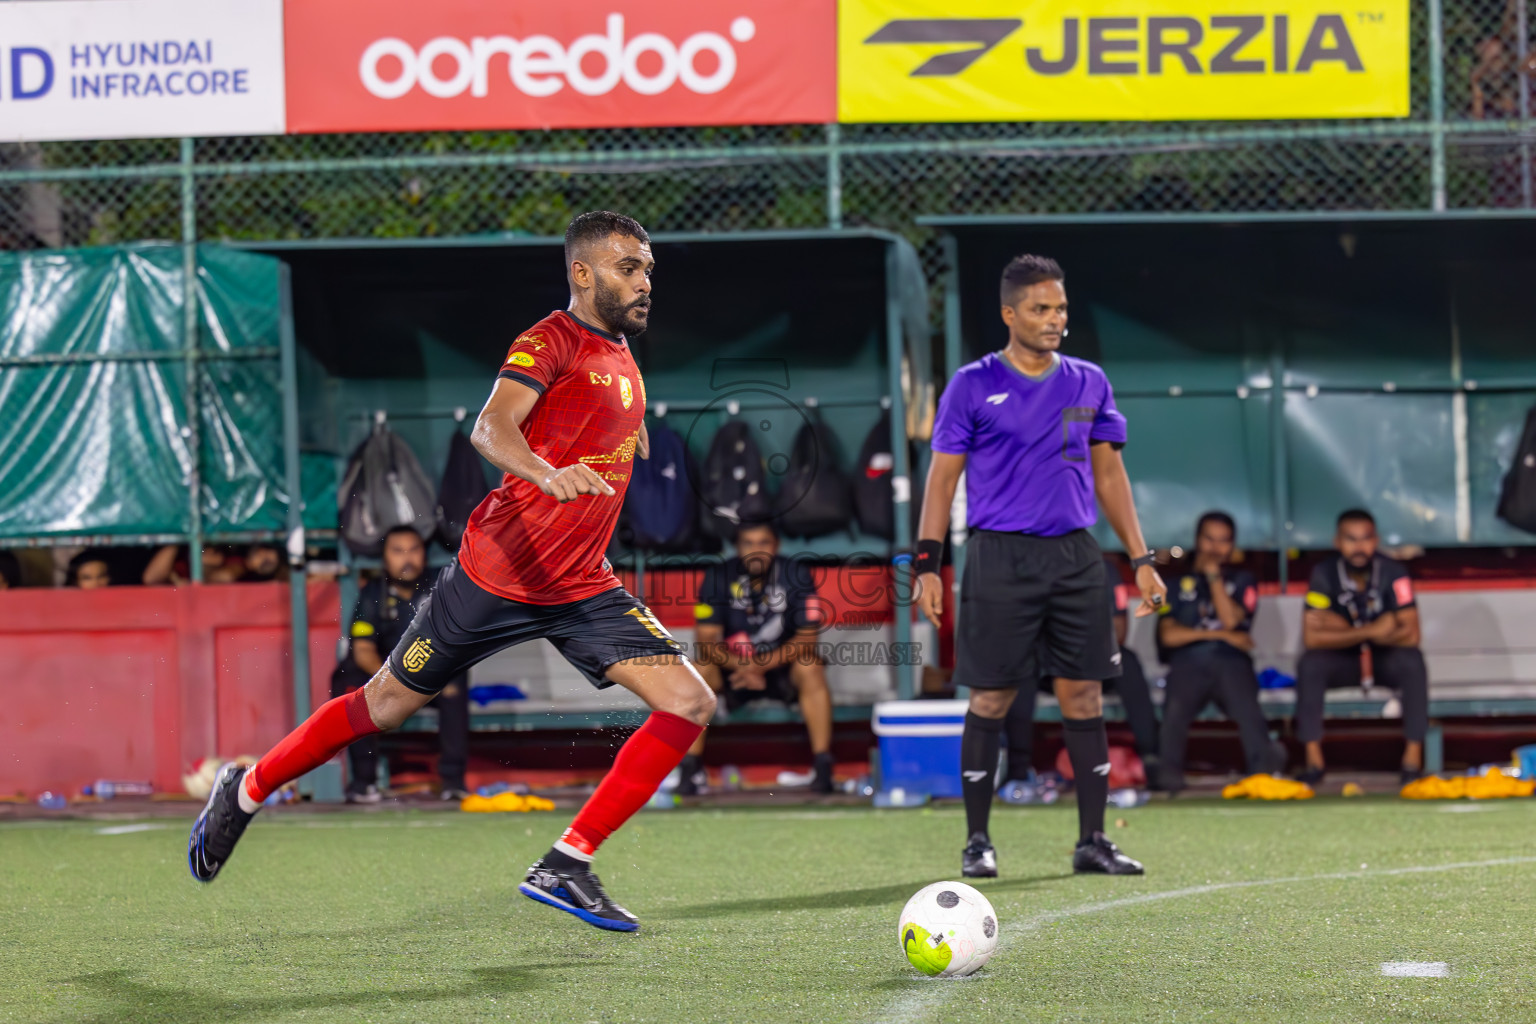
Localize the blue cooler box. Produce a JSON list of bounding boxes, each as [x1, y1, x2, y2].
[[873, 700, 968, 798]]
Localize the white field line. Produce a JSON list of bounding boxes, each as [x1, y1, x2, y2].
[[871, 855, 1536, 1024]]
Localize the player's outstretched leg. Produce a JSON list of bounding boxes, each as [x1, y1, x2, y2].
[[188, 761, 256, 882], [186, 669, 427, 883], [959, 688, 1015, 879], [521, 658, 713, 932], [1056, 678, 1144, 876]]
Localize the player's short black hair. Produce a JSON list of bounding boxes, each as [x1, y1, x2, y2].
[[1196, 511, 1237, 542], [383, 525, 424, 547], [1000, 254, 1065, 306], [564, 210, 650, 267], [734, 522, 779, 544], [1337, 508, 1376, 529]]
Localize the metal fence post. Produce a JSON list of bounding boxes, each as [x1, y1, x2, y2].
[[180, 137, 204, 580], [826, 123, 843, 230], [1428, 0, 1446, 211]]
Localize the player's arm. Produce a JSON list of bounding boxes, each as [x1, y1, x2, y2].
[[1157, 615, 1252, 652], [470, 378, 614, 503], [915, 450, 966, 627], [349, 586, 385, 675], [1386, 605, 1421, 647], [1205, 573, 1247, 631], [1091, 443, 1166, 616], [753, 627, 821, 672], [1303, 607, 1395, 649]]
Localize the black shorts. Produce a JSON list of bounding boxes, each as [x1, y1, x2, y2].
[[956, 529, 1120, 690], [721, 666, 797, 711], [387, 560, 687, 696]]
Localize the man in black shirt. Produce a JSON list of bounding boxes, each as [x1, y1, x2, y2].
[[343, 526, 470, 801], [683, 523, 833, 794], [1297, 508, 1427, 784], [1157, 512, 1276, 793], [1000, 556, 1161, 793]]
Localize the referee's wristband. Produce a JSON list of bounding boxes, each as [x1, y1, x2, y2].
[[913, 540, 943, 576], [1130, 551, 1157, 571]]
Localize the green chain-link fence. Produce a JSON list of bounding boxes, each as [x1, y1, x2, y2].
[[0, 0, 1531, 300]]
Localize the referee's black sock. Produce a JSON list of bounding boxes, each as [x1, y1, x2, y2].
[[1063, 716, 1110, 842], [961, 712, 1004, 840]]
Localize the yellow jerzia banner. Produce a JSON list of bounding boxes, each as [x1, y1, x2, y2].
[[838, 0, 1408, 121]]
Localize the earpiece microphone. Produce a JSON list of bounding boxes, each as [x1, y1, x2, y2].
[[1062, 328, 1070, 338]]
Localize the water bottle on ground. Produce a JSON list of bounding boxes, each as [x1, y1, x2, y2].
[[86, 780, 154, 800]]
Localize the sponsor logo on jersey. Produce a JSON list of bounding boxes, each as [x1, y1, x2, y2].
[[590, 371, 613, 386], [576, 429, 640, 482], [619, 375, 634, 409], [509, 351, 537, 367], [402, 637, 434, 673], [513, 332, 547, 351]]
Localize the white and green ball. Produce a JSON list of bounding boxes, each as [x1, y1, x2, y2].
[[897, 881, 999, 977]]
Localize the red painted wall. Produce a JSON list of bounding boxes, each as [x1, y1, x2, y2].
[[0, 583, 340, 799]]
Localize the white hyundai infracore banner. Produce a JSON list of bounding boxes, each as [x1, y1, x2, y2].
[[0, 0, 284, 142]]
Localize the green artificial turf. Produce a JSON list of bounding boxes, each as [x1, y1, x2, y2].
[[4, 797, 1536, 1023]]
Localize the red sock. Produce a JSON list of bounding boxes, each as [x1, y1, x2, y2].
[[557, 710, 702, 858], [244, 688, 380, 803]]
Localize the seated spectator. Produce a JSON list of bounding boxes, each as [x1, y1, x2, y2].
[[1297, 508, 1426, 785], [683, 523, 833, 795], [345, 526, 467, 801], [1000, 555, 1162, 793], [142, 542, 287, 584], [66, 549, 112, 589], [237, 543, 287, 583], [1157, 512, 1276, 793], [0, 551, 20, 590]]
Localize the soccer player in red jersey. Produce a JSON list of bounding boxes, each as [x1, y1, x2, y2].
[[188, 212, 714, 932]]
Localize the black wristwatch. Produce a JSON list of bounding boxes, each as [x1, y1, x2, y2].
[[1129, 551, 1156, 571]]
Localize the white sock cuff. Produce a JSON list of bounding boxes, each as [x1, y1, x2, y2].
[[553, 839, 594, 863]]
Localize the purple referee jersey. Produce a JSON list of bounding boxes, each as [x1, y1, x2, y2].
[[931, 351, 1127, 536]]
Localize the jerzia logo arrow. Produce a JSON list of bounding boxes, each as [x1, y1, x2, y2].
[[863, 19, 1023, 76]]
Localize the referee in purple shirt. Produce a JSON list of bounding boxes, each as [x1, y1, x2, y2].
[[916, 254, 1166, 878]]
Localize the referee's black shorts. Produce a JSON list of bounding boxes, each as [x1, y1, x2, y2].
[[955, 528, 1120, 689], [386, 560, 687, 696]]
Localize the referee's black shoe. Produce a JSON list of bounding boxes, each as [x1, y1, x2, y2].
[[1073, 832, 1144, 875], [187, 763, 256, 883], [961, 832, 997, 878]]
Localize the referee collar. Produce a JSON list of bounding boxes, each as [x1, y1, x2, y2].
[[563, 309, 626, 345], [997, 350, 1060, 384]]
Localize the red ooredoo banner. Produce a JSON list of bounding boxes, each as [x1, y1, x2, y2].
[[284, 0, 836, 132]]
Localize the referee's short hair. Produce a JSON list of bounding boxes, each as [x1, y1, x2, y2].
[[1000, 254, 1065, 305], [565, 210, 650, 267]]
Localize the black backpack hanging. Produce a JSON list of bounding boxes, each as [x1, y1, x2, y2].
[[779, 415, 853, 539], [853, 409, 923, 542], [625, 420, 700, 551], [339, 422, 438, 558], [699, 419, 771, 540], [436, 426, 495, 551], [1498, 405, 1536, 535]]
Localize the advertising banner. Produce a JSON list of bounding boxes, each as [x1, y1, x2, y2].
[[838, 0, 1409, 122], [0, 0, 285, 142], [284, 0, 837, 133]]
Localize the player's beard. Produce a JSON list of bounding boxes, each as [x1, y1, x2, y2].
[[594, 277, 650, 337]]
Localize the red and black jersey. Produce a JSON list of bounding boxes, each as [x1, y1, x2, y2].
[[458, 310, 646, 605]]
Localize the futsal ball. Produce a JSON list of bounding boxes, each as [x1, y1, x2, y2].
[[182, 757, 224, 801], [898, 881, 999, 977]]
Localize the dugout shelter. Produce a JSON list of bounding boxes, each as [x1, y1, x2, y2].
[[0, 230, 933, 798]]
